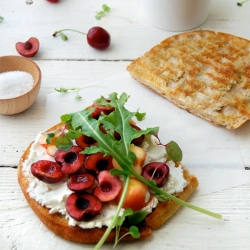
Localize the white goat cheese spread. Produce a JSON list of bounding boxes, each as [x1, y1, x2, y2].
[[22, 132, 187, 229]]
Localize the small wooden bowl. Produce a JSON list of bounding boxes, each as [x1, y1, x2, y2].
[[0, 55, 41, 115]]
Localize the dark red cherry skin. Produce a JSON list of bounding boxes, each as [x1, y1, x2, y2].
[[31, 160, 63, 183], [89, 102, 114, 119], [66, 193, 102, 221], [93, 170, 122, 202], [67, 173, 96, 192], [16, 37, 39, 57], [46, 0, 59, 2], [54, 146, 85, 175], [111, 124, 144, 144], [75, 134, 97, 149], [131, 124, 145, 146], [87, 27, 111, 50], [85, 152, 114, 174], [142, 162, 170, 187]]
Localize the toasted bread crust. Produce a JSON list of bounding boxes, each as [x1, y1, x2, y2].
[[17, 123, 198, 243], [127, 30, 250, 129]]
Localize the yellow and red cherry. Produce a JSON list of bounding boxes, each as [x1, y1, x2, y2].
[[112, 144, 146, 175], [115, 178, 150, 211]]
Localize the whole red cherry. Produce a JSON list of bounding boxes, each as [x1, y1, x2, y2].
[[87, 27, 111, 50], [53, 26, 111, 50], [46, 0, 59, 2]]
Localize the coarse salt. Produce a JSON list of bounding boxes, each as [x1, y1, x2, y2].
[[0, 70, 34, 99]]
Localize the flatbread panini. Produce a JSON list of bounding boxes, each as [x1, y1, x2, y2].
[[127, 30, 250, 129], [17, 93, 199, 246]]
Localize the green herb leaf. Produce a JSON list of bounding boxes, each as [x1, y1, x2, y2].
[[0, 16, 3, 22], [95, 4, 111, 20], [128, 210, 148, 224], [55, 135, 72, 150], [135, 110, 146, 121], [102, 4, 110, 12], [60, 114, 72, 123], [129, 226, 140, 238], [45, 133, 55, 144], [237, 0, 250, 6], [66, 130, 82, 140], [55, 87, 69, 93], [166, 141, 183, 162]]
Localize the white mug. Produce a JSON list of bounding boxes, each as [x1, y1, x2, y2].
[[142, 0, 212, 31]]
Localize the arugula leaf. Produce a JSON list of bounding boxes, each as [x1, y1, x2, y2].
[[61, 92, 222, 250], [55, 135, 72, 150], [69, 93, 157, 173]]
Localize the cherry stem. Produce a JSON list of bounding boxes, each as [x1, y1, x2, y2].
[[53, 29, 87, 36]]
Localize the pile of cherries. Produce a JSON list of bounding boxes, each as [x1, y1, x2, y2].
[[31, 103, 170, 222]]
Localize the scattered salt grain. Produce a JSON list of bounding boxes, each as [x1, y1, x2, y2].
[[0, 70, 34, 99]]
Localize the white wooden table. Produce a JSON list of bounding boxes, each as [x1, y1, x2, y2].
[[0, 1, 250, 249]]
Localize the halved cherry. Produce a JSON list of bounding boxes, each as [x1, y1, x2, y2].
[[85, 152, 114, 174], [93, 170, 122, 202], [31, 160, 63, 183], [142, 162, 170, 187], [54, 146, 85, 175], [89, 101, 114, 119], [75, 134, 97, 149], [16, 37, 39, 57], [67, 173, 96, 192], [66, 193, 102, 221]]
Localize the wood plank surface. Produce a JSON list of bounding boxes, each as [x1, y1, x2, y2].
[[0, 167, 249, 250], [0, 1, 250, 250]]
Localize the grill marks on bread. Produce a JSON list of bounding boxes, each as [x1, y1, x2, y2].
[[127, 30, 250, 129]]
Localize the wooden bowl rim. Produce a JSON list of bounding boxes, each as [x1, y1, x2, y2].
[[0, 55, 41, 101]]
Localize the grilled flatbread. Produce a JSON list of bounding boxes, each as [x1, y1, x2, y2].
[[127, 30, 250, 129]]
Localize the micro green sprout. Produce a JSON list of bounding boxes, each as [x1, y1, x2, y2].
[[95, 4, 132, 23], [95, 4, 111, 20], [237, 0, 250, 6], [53, 29, 87, 41], [55, 87, 83, 99]]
